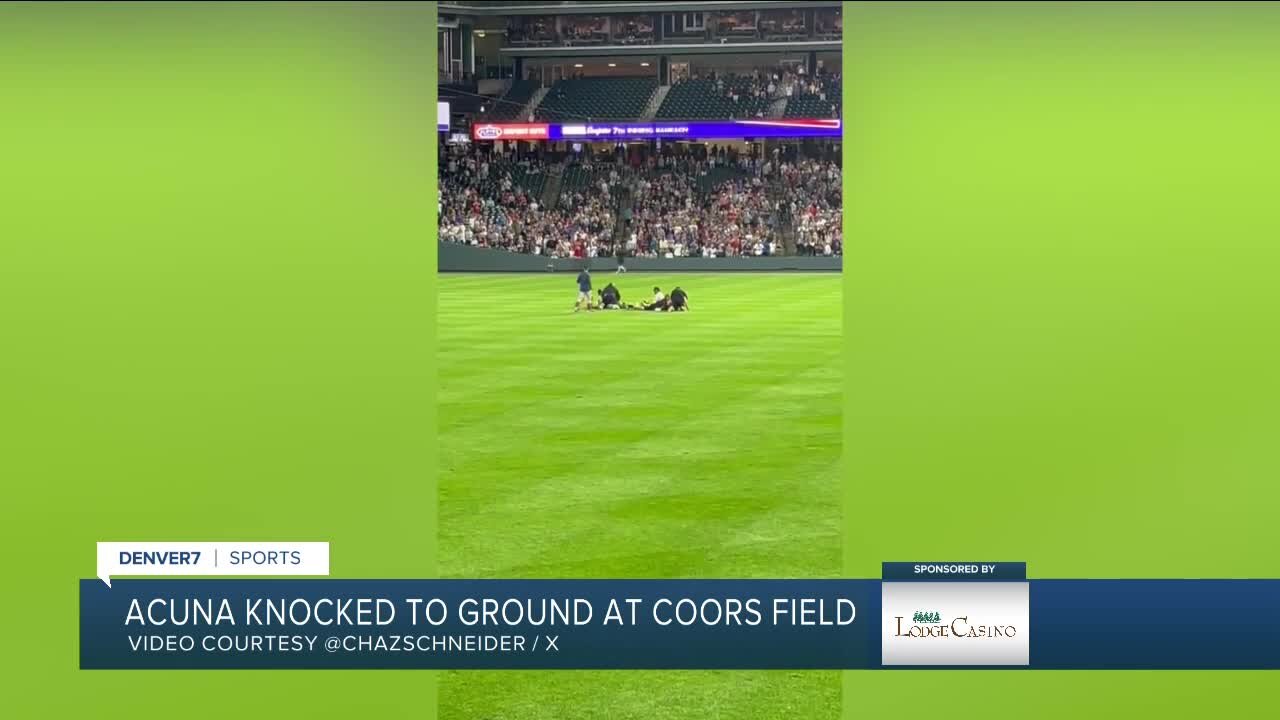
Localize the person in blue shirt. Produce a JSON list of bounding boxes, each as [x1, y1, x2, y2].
[[574, 267, 592, 312]]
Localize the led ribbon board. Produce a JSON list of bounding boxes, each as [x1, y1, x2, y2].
[[471, 118, 841, 141]]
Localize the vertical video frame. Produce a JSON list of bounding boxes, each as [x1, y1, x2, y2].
[[437, 2, 843, 717]]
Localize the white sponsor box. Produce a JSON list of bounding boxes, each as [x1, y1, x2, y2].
[[882, 582, 1029, 665]]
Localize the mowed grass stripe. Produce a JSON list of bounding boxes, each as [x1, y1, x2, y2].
[[440, 330, 836, 441], [440, 275, 838, 401], [438, 273, 841, 720]]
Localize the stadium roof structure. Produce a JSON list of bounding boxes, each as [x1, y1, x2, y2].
[[440, 1, 840, 17]]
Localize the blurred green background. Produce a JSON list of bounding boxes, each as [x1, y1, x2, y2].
[[4, 1, 1280, 717], [0, 3, 436, 718], [844, 2, 1280, 717]]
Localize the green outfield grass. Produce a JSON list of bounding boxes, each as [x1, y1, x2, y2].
[[438, 272, 842, 719]]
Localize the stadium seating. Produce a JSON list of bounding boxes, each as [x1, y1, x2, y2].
[[505, 162, 548, 201], [784, 74, 841, 118], [439, 83, 485, 116], [485, 80, 538, 121], [560, 163, 600, 193], [694, 165, 748, 195], [535, 78, 659, 122], [656, 76, 771, 120], [441, 135, 841, 258], [561, 162, 631, 206]]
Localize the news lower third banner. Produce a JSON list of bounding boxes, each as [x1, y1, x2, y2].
[[79, 564, 1280, 670]]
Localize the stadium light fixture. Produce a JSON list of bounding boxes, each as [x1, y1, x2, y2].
[[640, 62, 650, 67], [573, 63, 583, 68], [608, 63, 617, 68]]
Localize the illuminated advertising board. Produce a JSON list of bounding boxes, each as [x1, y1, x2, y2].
[[470, 118, 839, 142]]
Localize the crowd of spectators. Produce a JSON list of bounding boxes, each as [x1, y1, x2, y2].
[[781, 159, 843, 257], [438, 147, 618, 259], [506, 17, 558, 46], [628, 151, 772, 258], [507, 11, 836, 47], [668, 65, 841, 119], [562, 16, 609, 45], [439, 144, 842, 260], [612, 14, 655, 45], [758, 9, 808, 38], [781, 67, 841, 118], [815, 8, 842, 38], [714, 11, 758, 37], [627, 147, 841, 258], [507, 14, 653, 47]]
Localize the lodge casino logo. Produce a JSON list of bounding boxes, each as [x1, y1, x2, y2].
[[894, 610, 1018, 640], [881, 583, 1030, 665]]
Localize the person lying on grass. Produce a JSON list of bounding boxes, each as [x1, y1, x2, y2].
[[598, 283, 621, 309], [642, 286, 688, 311], [643, 286, 667, 311], [579, 284, 688, 312]]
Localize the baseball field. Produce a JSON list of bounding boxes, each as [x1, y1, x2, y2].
[[438, 272, 842, 719]]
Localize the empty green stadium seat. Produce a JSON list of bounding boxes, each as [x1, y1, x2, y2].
[[485, 80, 537, 121], [656, 77, 771, 120], [535, 78, 658, 122]]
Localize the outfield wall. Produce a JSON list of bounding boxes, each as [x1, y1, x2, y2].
[[439, 242, 842, 272]]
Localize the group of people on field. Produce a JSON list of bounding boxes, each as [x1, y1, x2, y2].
[[574, 268, 689, 313]]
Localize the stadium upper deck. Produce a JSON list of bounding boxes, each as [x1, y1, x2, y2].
[[439, 2, 841, 48], [439, 2, 841, 131]]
